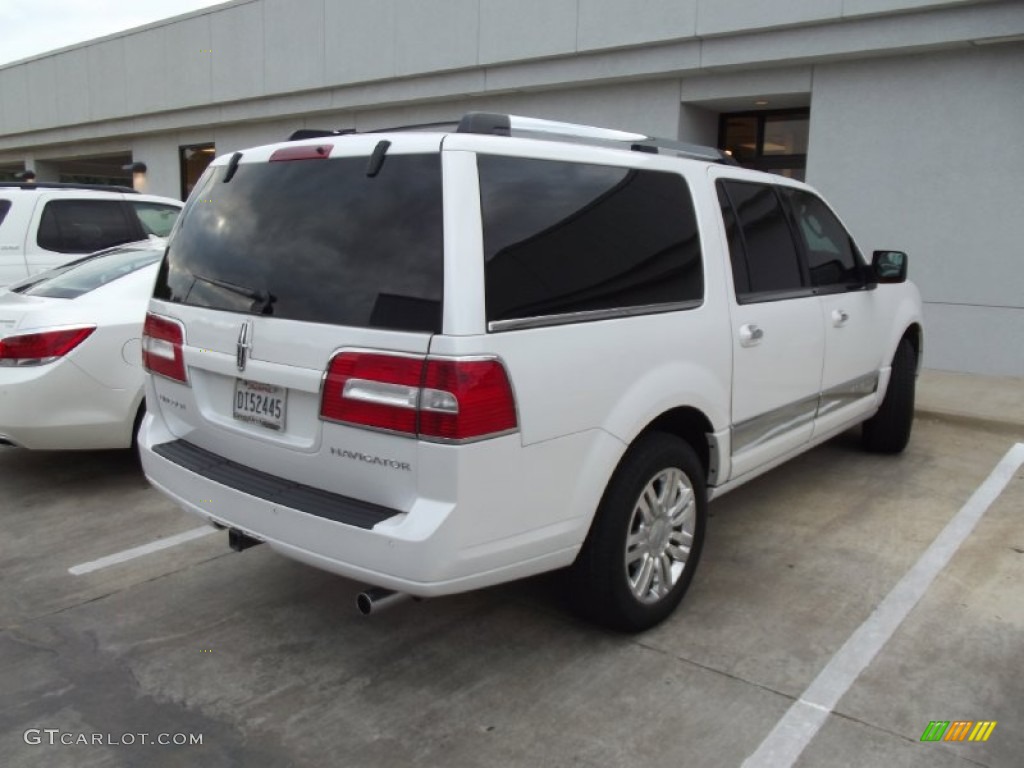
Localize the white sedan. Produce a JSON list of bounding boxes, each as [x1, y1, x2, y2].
[[0, 241, 164, 450]]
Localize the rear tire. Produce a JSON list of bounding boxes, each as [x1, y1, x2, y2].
[[862, 337, 916, 454], [568, 433, 707, 632]]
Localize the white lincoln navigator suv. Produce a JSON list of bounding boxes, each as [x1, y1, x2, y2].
[[138, 114, 922, 631]]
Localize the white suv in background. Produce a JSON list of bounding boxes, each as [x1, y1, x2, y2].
[[138, 114, 922, 631], [0, 182, 182, 287]]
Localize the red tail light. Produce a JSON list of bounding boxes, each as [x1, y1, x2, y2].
[[0, 326, 95, 366], [142, 313, 188, 383], [321, 352, 423, 434], [420, 359, 518, 440], [321, 351, 518, 442]]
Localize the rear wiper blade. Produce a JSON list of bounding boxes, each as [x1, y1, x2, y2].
[[223, 152, 243, 184], [192, 273, 276, 314], [366, 140, 391, 177]]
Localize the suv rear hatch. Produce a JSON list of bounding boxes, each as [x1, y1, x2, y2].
[[145, 135, 447, 512]]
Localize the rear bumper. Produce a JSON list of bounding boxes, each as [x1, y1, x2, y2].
[[151, 439, 398, 529], [138, 413, 618, 596], [0, 359, 138, 450]]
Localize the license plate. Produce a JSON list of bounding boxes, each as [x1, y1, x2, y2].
[[232, 379, 286, 431]]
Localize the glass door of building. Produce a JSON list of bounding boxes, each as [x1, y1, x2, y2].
[[719, 109, 809, 180]]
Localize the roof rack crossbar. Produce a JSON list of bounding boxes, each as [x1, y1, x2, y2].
[[456, 112, 736, 165]]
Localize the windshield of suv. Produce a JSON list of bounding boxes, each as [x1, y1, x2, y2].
[[132, 201, 181, 237], [18, 243, 163, 299], [154, 153, 444, 333]]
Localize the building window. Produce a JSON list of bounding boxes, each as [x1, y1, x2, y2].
[[719, 109, 809, 180], [180, 143, 216, 200]]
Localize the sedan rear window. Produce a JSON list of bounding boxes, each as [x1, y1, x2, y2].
[[19, 245, 163, 299], [154, 153, 444, 333]]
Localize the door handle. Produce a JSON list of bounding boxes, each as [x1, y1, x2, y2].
[[739, 323, 764, 347], [832, 309, 850, 327]]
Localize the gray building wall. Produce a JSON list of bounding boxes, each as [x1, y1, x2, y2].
[[807, 45, 1024, 376], [1, 0, 1022, 376]]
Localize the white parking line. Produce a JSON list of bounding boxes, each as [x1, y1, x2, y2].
[[743, 442, 1024, 768], [68, 526, 219, 576]]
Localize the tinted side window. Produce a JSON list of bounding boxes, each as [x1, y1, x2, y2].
[[37, 200, 140, 254], [0, 199, 10, 228], [479, 156, 703, 326], [716, 185, 748, 295], [131, 202, 181, 237], [779, 188, 863, 289], [719, 180, 804, 299]]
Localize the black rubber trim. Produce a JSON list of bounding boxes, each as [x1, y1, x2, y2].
[[152, 440, 399, 530]]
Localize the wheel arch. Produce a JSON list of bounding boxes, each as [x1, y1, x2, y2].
[[632, 406, 716, 485], [902, 322, 924, 373], [127, 389, 147, 448]]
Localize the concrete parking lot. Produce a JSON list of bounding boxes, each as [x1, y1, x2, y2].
[[1, 412, 1021, 767]]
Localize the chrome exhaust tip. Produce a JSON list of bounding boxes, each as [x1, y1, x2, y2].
[[356, 587, 413, 616]]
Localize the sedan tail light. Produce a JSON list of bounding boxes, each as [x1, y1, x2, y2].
[[0, 327, 96, 366], [142, 312, 188, 383], [321, 351, 517, 442]]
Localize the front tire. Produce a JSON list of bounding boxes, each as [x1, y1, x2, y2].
[[568, 433, 707, 632], [862, 337, 916, 454]]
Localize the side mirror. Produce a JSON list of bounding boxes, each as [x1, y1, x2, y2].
[[872, 250, 908, 284]]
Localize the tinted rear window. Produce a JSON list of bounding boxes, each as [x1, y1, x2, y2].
[[478, 156, 703, 327], [154, 153, 443, 332], [0, 199, 10, 228], [19, 245, 162, 299]]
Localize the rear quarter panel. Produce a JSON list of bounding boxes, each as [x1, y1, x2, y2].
[[428, 152, 734, 548]]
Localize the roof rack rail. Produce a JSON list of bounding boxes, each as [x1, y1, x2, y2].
[[287, 128, 357, 141], [289, 121, 465, 141], [373, 120, 463, 133], [0, 181, 139, 193], [456, 112, 737, 165]]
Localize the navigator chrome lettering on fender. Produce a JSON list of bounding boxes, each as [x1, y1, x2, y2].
[[329, 446, 411, 471]]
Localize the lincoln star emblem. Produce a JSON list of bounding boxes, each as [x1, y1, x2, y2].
[[236, 320, 252, 372]]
